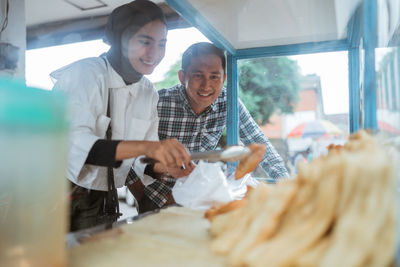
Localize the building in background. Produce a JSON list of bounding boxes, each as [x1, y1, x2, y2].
[[259, 74, 348, 176]]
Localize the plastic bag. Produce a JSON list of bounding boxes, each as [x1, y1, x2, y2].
[[172, 161, 259, 210], [227, 173, 259, 200]]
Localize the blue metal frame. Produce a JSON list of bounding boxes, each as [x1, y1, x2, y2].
[[347, 4, 363, 133], [348, 47, 361, 133], [363, 0, 378, 130], [165, 0, 236, 54], [235, 40, 348, 59], [226, 53, 239, 145]]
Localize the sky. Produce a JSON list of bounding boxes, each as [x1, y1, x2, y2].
[[26, 27, 349, 115]]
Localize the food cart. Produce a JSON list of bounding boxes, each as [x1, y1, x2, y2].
[[1, 0, 399, 266], [165, 0, 399, 142]]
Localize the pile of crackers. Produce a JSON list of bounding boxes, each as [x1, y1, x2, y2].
[[208, 131, 397, 267]]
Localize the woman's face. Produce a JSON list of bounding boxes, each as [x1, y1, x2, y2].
[[127, 19, 167, 75]]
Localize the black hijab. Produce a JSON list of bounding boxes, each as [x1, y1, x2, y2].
[[104, 0, 167, 84]]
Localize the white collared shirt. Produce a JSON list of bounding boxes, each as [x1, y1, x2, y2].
[[51, 56, 156, 191]]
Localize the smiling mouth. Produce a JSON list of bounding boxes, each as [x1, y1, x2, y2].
[[141, 59, 156, 66], [198, 92, 213, 97]]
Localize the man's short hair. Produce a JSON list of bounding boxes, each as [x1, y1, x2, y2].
[[181, 42, 226, 73]]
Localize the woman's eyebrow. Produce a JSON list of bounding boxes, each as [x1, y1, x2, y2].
[[136, 35, 167, 42], [136, 34, 154, 40]]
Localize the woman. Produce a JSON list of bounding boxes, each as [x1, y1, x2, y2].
[[51, 0, 193, 231]]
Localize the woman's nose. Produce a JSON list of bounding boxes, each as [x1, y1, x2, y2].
[[148, 44, 164, 58], [146, 44, 156, 55]]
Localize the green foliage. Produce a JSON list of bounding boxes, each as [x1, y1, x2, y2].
[[154, 60, 181, 90], [238, 57, 301, 125]]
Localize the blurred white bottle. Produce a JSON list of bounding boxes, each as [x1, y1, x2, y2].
[[0, 79, 68, 267]]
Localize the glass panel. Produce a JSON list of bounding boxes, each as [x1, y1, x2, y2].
[[25, 40, 110, 90], [375, 47, 400, 136], [237, 51, 349, 176], [376, 48, 400, 137], [375, 0, 400, 137], [25, 28, 209, 91]]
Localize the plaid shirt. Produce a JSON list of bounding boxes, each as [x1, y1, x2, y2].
[[125, 169, 176, 208], [126, 84, 288, 208]]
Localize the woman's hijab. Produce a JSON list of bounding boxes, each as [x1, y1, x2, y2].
[[104, 0, 166, 84]]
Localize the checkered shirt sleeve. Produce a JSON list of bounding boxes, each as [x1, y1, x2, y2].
[[238, 100, 289, 179], [125, 166, 175, 208], [143, 178, 176, 208], [125, 166, 140, 186]]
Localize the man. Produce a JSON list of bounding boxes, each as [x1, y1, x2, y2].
[[158, 42, 288, 179], [127, 42, 288, 212]]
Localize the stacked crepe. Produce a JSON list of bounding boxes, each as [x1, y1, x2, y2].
[[208, 131, 397, 267]]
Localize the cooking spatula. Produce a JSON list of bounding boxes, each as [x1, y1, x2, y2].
[[140, 145, 251, 165]]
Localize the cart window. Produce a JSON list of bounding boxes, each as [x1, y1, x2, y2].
[[374, 0, 400, 137], [26, 39, 110, 90], [237, 51, 349, 176], [376, 47, 400, 137], [26, 28, 209, 91]]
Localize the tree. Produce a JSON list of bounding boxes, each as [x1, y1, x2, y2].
[[154, 60, 181, 90], [238, 57, 301, 125]]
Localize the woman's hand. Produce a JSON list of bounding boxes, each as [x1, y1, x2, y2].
[[115, 139, 192, 169], [151, 161, 196, 179], [145, 139, 191, 169], [165, 161, 196, 178]]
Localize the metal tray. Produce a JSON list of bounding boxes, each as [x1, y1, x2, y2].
[[66, 207, 166, 248]]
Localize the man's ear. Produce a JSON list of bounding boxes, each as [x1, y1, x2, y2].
[[222, 73, 227, 84], [178, 70, 185, 86]]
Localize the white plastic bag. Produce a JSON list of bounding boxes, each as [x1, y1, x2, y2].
[[227, 173, 259, 200], [172, 161, 259, 210]]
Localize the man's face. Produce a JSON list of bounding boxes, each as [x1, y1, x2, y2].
[[127, 19, 167, 75], [179, 54, 226, 114]]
